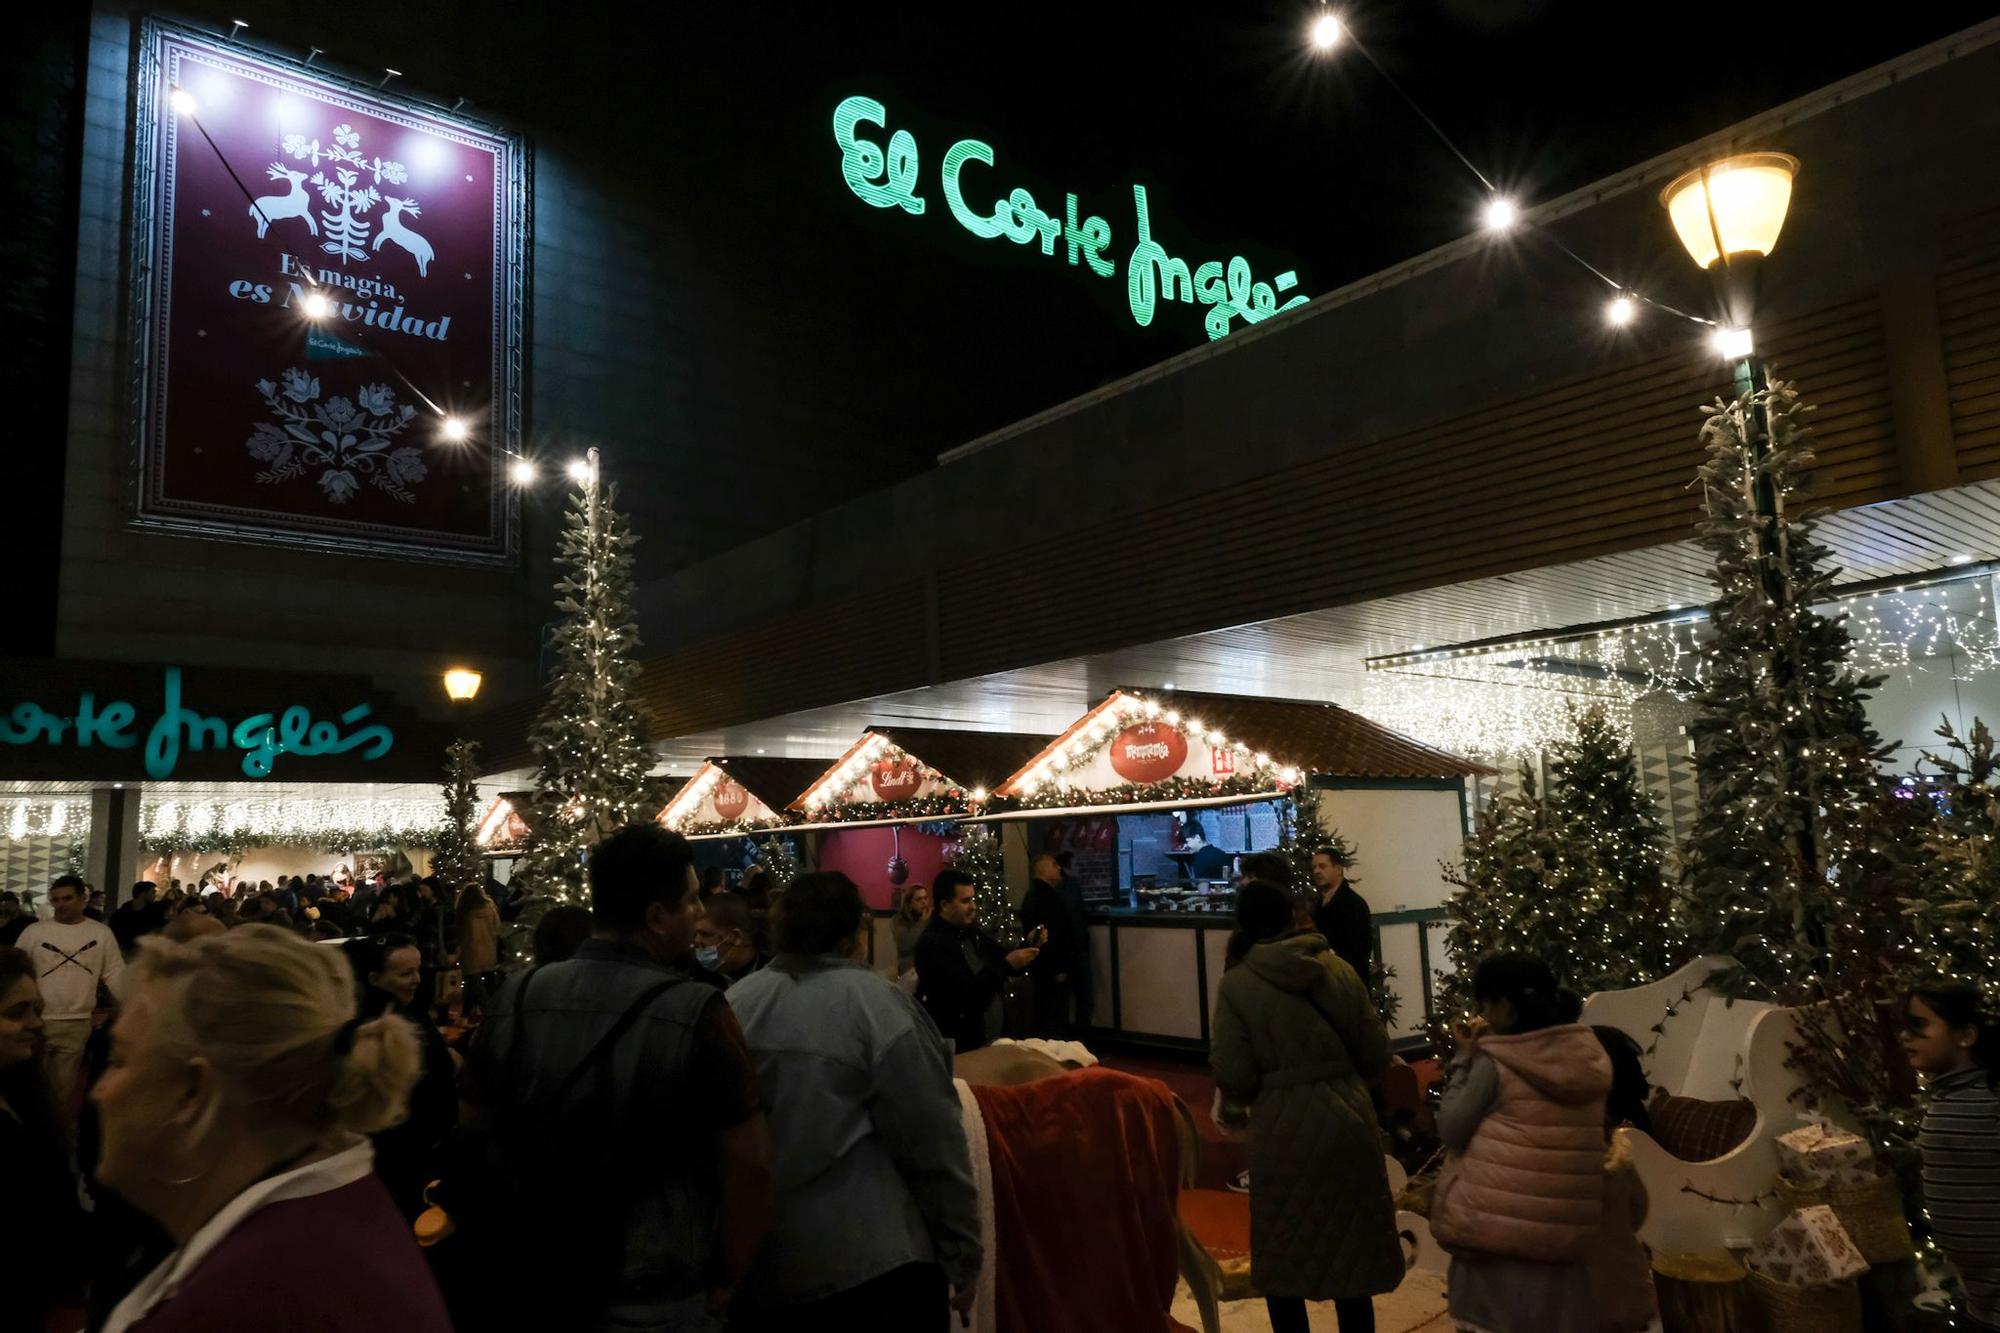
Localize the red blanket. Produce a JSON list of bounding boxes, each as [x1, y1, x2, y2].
[[972, 1066, 1194, 1333]]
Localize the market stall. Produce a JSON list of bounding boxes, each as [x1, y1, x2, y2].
[[785, 726, 1052, 971], [473, 778, 683, 882], [655, 756, 823, 887], [987, 687, 1491, 1050]]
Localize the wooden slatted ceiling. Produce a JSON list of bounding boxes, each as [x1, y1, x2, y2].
[[935, 293, 1896, 685], [1941, 205, 2000, 473]]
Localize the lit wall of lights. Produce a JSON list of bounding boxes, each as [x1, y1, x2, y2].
[[1359, 571, 2000, 762], [139, 793, 445, 843]]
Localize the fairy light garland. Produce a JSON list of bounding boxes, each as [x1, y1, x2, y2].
[[1360, 573, 1999, 761]]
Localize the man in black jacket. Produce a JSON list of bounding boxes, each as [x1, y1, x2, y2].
[[1309, 847, 1374, 983], [915, 869, 1039, 1053], [1018, 854, 1086, 1037]]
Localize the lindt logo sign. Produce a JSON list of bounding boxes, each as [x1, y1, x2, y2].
[[870, 760, 924, 801], [1107, 722, 1188, 784]]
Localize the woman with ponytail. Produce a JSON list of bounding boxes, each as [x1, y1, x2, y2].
[[92, 924, 449, 1332], [1904, 982, 2000, 1330]]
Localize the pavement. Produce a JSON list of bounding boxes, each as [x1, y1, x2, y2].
[[1170, 1272, 1452, 1331]]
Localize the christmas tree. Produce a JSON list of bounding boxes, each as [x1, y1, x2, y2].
[[1438, 706, 1678, 1025], [1904, 719, 2000, 1005], [517, 461, 656, 903], [1673, 374, 1922, 1168], [949, 822, 1020, 944], [1546, 705, 1683, 985], [1675, 375, 1900, 997], [756, 835, 802, 893], [1277, 780, 1355, 905], [431, 738, 483, 891]]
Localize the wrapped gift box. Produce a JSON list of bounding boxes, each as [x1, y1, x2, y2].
[[1776, 1122, 1874, 1188], [1744, 1204, 1868, 1288]]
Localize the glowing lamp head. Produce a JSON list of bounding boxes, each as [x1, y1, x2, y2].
[[566, 458, 594, 483], [1711, 325, 1756, 360], [1606, 294, 1637, 327], [440, 415, 470, 442], [507, 458, 538, 486], [300, 291, 334, 320], [1309, 13, 1344, 50], [1481, 196, 1521, 235], [1660, 151, 1799, 270], [170, 88, 198, 116], [441, 667, 483, 702]]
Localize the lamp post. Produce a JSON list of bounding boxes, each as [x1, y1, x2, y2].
[[1660, 151, 1802, 606]]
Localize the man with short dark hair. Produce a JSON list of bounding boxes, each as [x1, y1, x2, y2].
[[17, 874, 125, 1107], [1310, 847, 1373, 983], [109, 881, 164, 954], [471, 825, 772, 1329], [1019, 853, 1084, 1037], [914, 869, 1039, 1054], [0, 890, 31, 947]]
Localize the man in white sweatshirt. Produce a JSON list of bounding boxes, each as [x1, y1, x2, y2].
[[16, 874, 125, 1106]]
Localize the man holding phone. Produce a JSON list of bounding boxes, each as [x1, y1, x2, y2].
[[915, 869, 1040, 1054]]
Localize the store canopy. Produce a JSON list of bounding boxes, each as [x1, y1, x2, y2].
[[657, 756, 827, 838], [990, 687, 1493, 814], [790, 726, 1054, 825]]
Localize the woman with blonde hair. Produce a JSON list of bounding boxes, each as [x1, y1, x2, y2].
[[94, 924, 450, 1332], [890, 880, 931, 992]]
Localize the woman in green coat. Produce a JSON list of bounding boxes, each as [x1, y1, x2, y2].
[[1210, 880, 1403, 1333]]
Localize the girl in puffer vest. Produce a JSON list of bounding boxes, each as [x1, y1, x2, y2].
[[1431, 954, 1612, 1333]]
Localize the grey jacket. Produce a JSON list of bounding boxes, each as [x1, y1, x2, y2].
[[727, 956, 982, 1308]]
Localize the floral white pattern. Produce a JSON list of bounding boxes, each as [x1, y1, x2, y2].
[[245, 367, 426, 504]]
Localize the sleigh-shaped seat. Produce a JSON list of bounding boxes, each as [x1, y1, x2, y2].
[[1580, 955, 1804, 1253]]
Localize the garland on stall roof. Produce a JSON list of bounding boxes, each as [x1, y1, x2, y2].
[[808, 793, 979, 823], [139, 825, 442, 855], [1013, 772, 1283, 811], [676, 817, 789, 839]]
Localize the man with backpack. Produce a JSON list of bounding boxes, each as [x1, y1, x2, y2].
[[465, 825, 773, 1329]]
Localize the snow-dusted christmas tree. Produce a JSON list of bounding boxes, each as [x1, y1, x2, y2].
[[431, 738, 483, 891], [517, 456, 655, 903], [1439, 705, 1679, 1023]]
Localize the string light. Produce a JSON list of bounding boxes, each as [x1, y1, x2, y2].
[[1480, 196, 1520, 234], [1309, 12, 1344, 50], [169, 87, 198, 116], [299, 291, 334, 319], [1606, 293, 1638, 327], [508, 457, 537, 485], [439, 416, 470, 441]]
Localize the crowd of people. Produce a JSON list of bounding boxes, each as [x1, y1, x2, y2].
[[2, 835, 1995, 1333]]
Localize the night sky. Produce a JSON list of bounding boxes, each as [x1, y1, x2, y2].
[[537, 0, 1995, 475]]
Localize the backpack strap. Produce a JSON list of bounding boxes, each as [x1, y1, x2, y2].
[[548, 976, 682, 1103]]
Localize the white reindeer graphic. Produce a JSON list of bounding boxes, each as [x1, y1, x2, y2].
[[249, 163, 316, 240], [372, 197, 433, 276]]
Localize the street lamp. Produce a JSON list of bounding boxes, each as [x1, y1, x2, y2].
[[1661, 150, 1802, 604], [442, 667, 483, 702]]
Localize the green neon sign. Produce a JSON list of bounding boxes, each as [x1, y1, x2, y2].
[[0, 667, 395, 780], [834, 95, 1308, 340]]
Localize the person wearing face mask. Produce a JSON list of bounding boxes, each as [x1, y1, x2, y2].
[[92, 924, 447, 1332], [344, 933, 456, 1221], [693, 891, 766, 987], [1, 944, 87, 1330]]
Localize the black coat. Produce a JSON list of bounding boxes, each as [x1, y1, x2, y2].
[[914, 917, 1012, 1053], [1311, 883, 1374, 983], [360, 985, 458, 1218], [1018, 879, 1080, 975]]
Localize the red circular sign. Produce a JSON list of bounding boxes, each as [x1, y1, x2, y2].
[[711, 780, 750, 821], [1108, 722, 1188, 784], [870, 759, 925, 802]]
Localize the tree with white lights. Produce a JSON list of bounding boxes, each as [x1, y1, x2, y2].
[[517, 461, 655, 903], [431, 738, 483, 891]]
